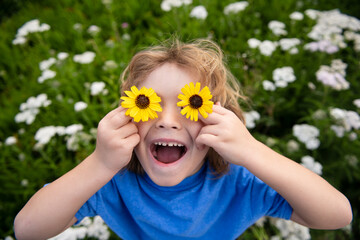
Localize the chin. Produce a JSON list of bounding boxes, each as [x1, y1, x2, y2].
[[142, 155, 193, 187], [139, 151, 205, 187]]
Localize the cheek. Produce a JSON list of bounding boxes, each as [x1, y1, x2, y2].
[[134, 122, 148, 161], [188, 121, 205, 138], [135, 122, 149, 140]]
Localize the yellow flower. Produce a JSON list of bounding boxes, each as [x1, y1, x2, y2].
[[177, 82, 214, 121], [121, 86, 162, 122]]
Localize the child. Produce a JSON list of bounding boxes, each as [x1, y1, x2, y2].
[[14, 39, 352, 240]]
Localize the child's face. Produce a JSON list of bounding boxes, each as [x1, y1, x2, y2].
[[134, 63, 209, 186]]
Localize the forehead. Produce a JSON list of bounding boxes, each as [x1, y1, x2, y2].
[[139, 63, 200, 94]]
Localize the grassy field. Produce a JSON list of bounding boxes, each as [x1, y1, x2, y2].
[[1, 0, 360, 239]]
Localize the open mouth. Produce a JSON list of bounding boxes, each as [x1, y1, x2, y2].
[[150, 142, 187, 164]]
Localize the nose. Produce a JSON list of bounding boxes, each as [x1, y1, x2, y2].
[[155, 105, 182, 130]]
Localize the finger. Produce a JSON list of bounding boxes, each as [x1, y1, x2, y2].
[[198, 124, 221, 137], [118, 122, 138, 138], [196, 133, 218, 149], [199, 104, 229, 121], [105, 106, 126, 119], [107, 109, 132, 129], [125, 132, 140, 148], [100, 107, 128, 127], [212, 104, 230, 115], [199, 108, 225, 125]]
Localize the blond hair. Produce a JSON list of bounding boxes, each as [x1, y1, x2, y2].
[[121, 38, 247, 176]]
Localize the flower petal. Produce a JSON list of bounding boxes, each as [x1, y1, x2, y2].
[[193, 109, 199, 121], [149, 103, 162, 112], [121, 86, 162, 122], [141, 109, 149, 122], [202, 104, 213, 113], [146, 87, 155, 96], [199, 86, 212, 99], [124, 90, 136, 99], [182, 84, 192, 97], [188, 108, 193, 120], [130, 107, 140, 117], [199, 107, 208, 119], [178, 94, 188, 101], [181, 106, 190, 116], [176, 82, 214, 121], [150, 95, 161, 103], [188, 82, 196, 94], [130, 86, 140, 95], [177, 100, 189, 107], [194, 82, 201, 94], [134, 115, 141, 122], [121, 102, 136, 108], [147, 108, 156, 119]]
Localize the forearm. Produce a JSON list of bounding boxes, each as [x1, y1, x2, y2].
[[241, 139, 352, 229], [14, 152, 119, 240]]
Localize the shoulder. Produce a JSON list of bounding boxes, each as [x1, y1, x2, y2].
[[222, 164, 271, 193], [204, 164, 258, 192], [96, 170, 140, 196], [226, 164, 257, 183]]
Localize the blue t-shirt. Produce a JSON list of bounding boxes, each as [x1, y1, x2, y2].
[[75, 163, 293, 239]]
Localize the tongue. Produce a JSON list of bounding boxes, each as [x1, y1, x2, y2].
[[156, 146, 182, 164]]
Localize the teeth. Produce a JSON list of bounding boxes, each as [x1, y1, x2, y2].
[[155, 142, 184, 147]]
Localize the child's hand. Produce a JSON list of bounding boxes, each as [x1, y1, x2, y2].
[[196, 103, 256, 166], [94, 107, 140, 171]]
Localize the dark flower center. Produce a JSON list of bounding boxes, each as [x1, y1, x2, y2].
[[189, 94, 203, 109], [136, 94, 150, 109]]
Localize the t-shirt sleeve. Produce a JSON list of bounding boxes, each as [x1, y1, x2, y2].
[[234, 166, 293, 221], [250, 174, 293, 220], [74, 193, 98, 225], [264, 188, 293, 219]]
